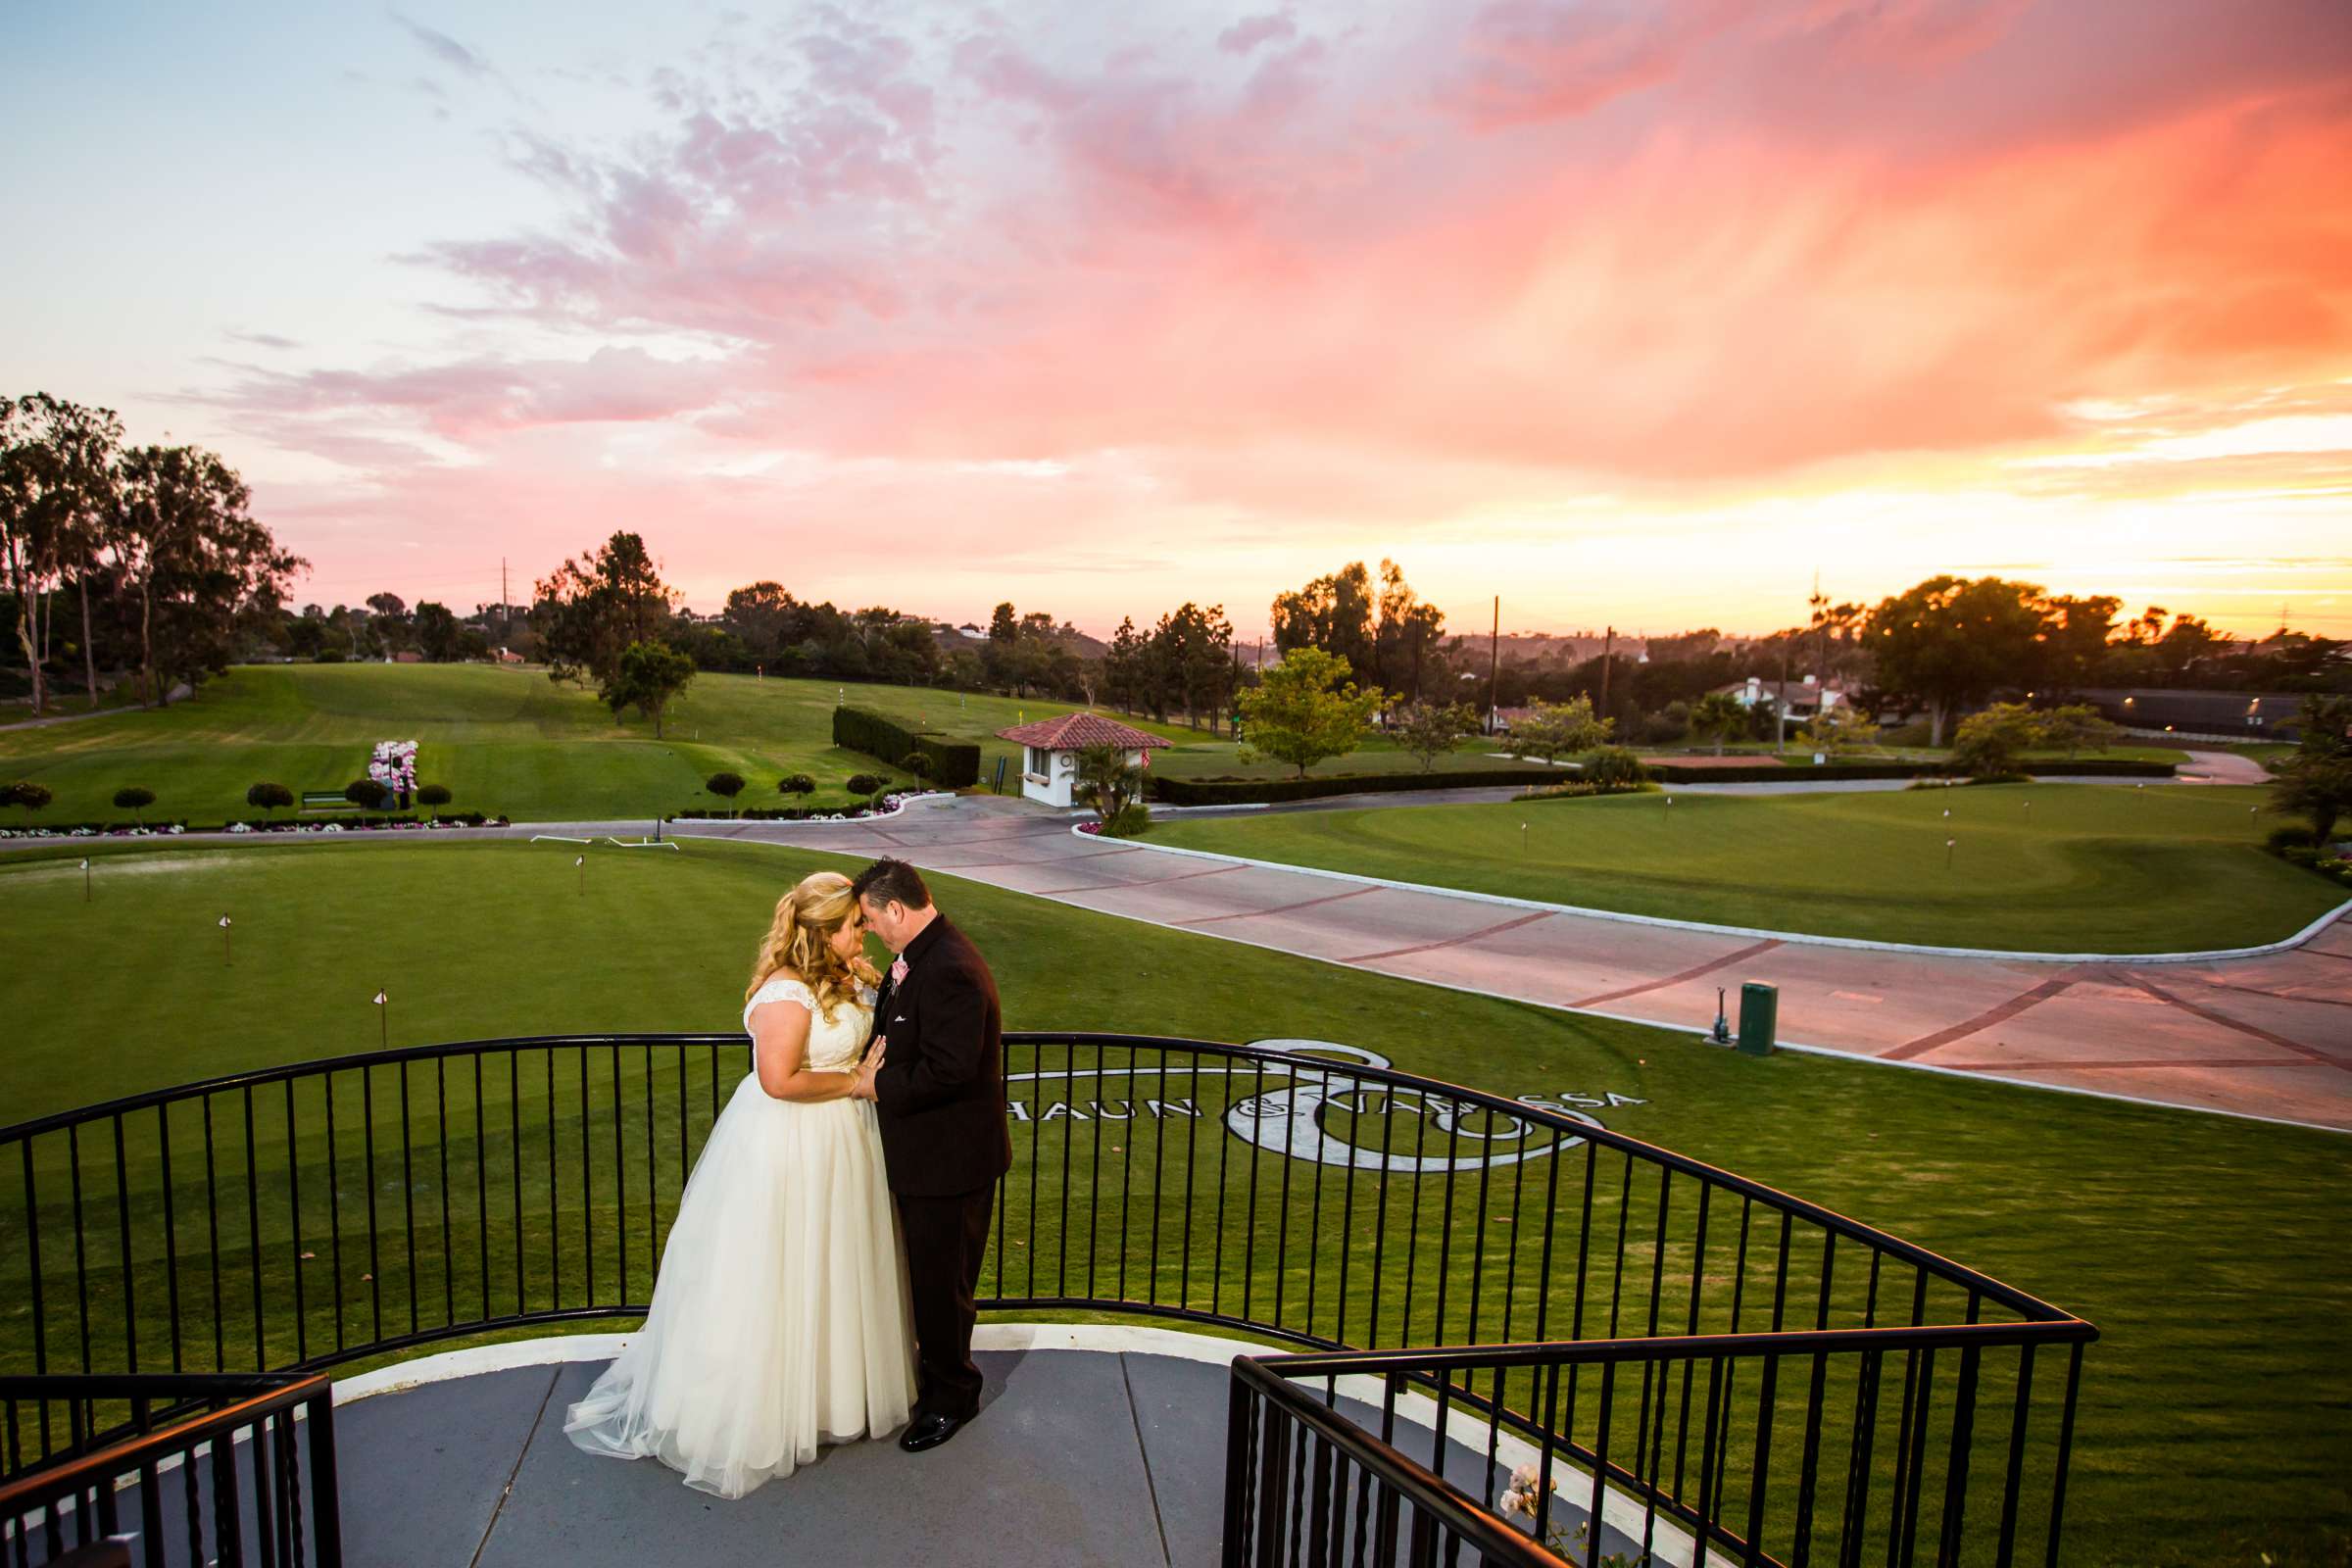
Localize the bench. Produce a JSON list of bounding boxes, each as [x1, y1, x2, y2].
[[300, 790, 359, 811]]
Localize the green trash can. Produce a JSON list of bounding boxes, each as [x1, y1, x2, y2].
[[1738, 983, 1778, 1056]]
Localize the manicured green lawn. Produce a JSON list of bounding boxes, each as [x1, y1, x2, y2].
[[1151, 783, 2343, 953], [0, 838, 2345, 1564], [1636, 740, 2190, 765], [1145, 733, 1559, 780], [0, 662, 1204, 825]]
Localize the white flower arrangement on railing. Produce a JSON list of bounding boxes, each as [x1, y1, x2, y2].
[[368, 740, 418, 796]]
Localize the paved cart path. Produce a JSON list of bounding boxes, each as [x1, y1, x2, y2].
[[649, 797, 2352, 1133]]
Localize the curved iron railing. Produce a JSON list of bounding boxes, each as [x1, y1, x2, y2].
[[0, 1033, 2094, 1566]]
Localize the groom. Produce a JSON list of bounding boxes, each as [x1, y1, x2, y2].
[[850, 858, 1012, 1452]]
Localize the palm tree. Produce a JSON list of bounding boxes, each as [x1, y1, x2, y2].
[[1073, 744, 1143, 824], [1690, 692, 1747, 756]]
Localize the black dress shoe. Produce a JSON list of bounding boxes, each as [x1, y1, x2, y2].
[[898, 1411, 968, 1452]]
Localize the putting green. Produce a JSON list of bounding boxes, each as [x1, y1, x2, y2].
[[0, 837, 2345, 1564], [1148, 783, 2340, 954]]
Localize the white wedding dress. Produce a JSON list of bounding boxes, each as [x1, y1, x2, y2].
[[563, 977, 916, 1497]]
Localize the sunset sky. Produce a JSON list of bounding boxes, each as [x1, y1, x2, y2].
[[6, 1, 2349, 641]]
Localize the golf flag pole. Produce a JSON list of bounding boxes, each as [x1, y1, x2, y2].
[[374, 987, 388, 1051], [1945, 837, 1956, 870], [80, 858, 90, 903], [220, 913, 232, 965], [576, 854, 585, 897]]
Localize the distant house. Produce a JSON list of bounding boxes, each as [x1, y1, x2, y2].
[[495, 647, 525, 665], [391, 652, 423, 664], [1708, 675, 1847, 720], [995, 712, 1163, 808]]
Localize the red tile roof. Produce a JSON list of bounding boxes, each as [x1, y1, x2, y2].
[[995, 713, 1165, 752]]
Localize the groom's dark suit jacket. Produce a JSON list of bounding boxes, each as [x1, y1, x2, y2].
[[871, 915, 1012, 1198]]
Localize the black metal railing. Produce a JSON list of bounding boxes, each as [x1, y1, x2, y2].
[[0, 1033, 2094, 1566], [1, 1373, 338, 1568], [1226, 1318, 2092, 1568]]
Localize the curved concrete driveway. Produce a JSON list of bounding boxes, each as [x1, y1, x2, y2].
[[656, 796, 2352, 1133]]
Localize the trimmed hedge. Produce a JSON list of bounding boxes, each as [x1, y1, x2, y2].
[[1640, 759, 2177, 784], [1153, 754, 2180, 804], [832, 707, 980, 788], [1152, 765, 1582, 807]]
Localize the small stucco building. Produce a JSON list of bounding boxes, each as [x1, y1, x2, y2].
[[996, 712, 1163, 808]]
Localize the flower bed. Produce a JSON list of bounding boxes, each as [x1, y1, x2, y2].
[[669, 791, 936, 823], [0, 821, 189, 840], [0, 813, 508, 840]]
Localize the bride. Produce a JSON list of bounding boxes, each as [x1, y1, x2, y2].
[[563, 870, 915, 1497]]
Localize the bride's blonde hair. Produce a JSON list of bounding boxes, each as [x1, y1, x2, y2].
[[745, 871, 869, 1019]]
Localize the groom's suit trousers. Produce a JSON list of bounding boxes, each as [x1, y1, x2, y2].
[[897, 1184, 994, 1419]]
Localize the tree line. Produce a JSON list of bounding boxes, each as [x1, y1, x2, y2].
[[1, 393, 303, 714]]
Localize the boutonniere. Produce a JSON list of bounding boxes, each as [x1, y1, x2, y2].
[[889, 956, 909, 986]]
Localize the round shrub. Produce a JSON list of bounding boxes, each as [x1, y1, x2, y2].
[[246, 782, 294, 814], [1580, 747, 1649, 791], [3, 780, 54, 811], [846, 773, 885, 796], [1100, 802, 1152, 838], [778, 773, 816, 795], [2266, 824, 2318, 854], [706, 771, 747, 800], [113, 786, 157, 818], [345, 778, 390, 809], [416, 783, 452, 808], [899, 752, 933, 780]]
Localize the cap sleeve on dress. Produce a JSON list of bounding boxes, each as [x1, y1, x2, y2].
[[742, 976, 817, 1035]]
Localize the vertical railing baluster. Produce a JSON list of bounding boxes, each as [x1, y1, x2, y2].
[[398, 1061, 417, 1340], [511, 1052, 525, 1316], [579, 1046, 594, 1309], [198, 1103, 225, 1372], [1937, 1340, 1983, 1567], [325, 1071, 346, 1356], [437, 1054, 454, 1330], [1993, 1344, 2036, 1568], [546, 1049, 560, 1310], [475, 1052, 491, 1327], [20, 1142, 52, 1453], [158, 1106, 183, 1374], [2042, 1342, 2082, 1568], [1740, 1348, 1782, 1567], [1895, 1348, 1936, 1568], [1838, 1347, 1884, 1568], [1242, 1058, 1265, 1326], [244, 1087, 266, 1366], [108, 1115, 141, 1381], [1586, 1360, 1617, 1568], [284, 1080, 307, 1364], [361, 1068, 381, 1349], [1086, 1043, 1105, 1303], [1793, 1233, 1837, 1566], [612, 1042, 628, 1309]]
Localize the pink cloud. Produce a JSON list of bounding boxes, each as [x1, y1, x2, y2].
[[183, 0, 2352, 635]]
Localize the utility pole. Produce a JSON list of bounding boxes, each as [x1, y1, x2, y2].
[[1776, 640, 1791, 755], [1488, 597, 1501, 735], [500, 557, 511, 646], [1598, 625, 1614, 723]]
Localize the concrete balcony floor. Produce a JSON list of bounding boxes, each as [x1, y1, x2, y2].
[[63, 1326, 1650, 1566]]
